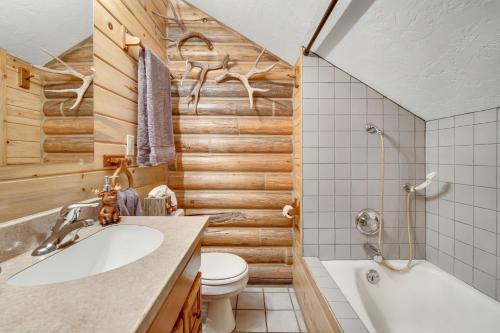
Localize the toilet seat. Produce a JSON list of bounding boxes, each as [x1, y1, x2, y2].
[[201, 253, 248, 286], [200, 253, 249, 333]]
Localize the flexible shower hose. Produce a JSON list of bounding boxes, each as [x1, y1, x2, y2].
[[377, 133, 413, 271]]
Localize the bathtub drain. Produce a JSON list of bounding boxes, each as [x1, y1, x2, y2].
[[366, 269, 380, 284]]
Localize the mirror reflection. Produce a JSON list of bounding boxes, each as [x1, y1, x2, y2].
[[0, 0, 93, 165]]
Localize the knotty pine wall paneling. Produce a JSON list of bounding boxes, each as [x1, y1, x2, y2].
[[0, 0, 168, 222], [0, 52, 43, 165], [167, 0, 295, 283]]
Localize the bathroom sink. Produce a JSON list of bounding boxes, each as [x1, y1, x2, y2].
[[7, 224, 163, 286]]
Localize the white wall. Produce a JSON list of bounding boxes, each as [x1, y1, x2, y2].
[[0, 0, 93, 65], [313, 0, 500, 121]]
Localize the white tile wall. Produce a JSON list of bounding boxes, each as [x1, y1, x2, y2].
[[302, 53, 425, 260], [426, 108, 500, 301]]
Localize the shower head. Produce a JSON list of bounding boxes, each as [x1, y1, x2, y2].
[[366, 123, 382, 135], [413, 172, 437, 191]]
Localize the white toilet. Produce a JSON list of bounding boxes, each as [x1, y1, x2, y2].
[[201, 252, 249, 333]]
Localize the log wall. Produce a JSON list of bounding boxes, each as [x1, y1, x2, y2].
[[166, 0, 295, 283], [42, 37, 94, 163], [0, 0, 168, 222]]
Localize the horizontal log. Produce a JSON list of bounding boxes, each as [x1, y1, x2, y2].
[[248, 264, 292, 284], [185, 209, 292, 228], [43, 153, 94, 164], [169, 62, 293, 81], [202, 227, 292, 246], [43, 98, 93, 117], [168, 172, 292, 190], [175, 136, 292, 153], [43, 118, 93, 135], [173, 117, 238, 134], [45, 36, 93, 65], [172, 98, 292, 116], [6, 141, 40, 159], [202, 246, 293, 264], [44, 82, 93, 99], [6, 87, 41, 112], [176, 154, 293, 172], [239, 118, 293, 135], [167, 26, 245, 44], [178, 190, 292, 209], [171, 81, 292, 99], [6, 105, 41, 127], [43, 136, 94, 153], [173, 116, 292, 135], [6, 123, 40, 142], [39, 64, 94, 82], [168, 44, 281, 62], [6, 157, 41, 165]]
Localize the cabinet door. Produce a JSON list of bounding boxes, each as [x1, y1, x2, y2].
[[182, 272, 201, 333], [172, 317, 184, 333]]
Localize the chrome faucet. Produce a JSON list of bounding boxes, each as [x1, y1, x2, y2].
[[364, 243, 383, 263], [31, 202, 99, 256]]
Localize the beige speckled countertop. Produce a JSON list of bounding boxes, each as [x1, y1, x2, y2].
[[0, 216, 208, 333]]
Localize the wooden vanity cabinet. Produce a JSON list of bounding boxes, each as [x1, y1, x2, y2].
[[147, 243, 202, 333]]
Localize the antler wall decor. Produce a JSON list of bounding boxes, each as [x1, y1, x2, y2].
[[154, 1, 213, 59], [214, 49, 277, 108], [34, 48, 94, 115], [181, 54, 229, 113]]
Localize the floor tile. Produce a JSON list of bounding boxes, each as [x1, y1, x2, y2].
[[264, 292, 293, 310], [290, 292, 300, 309], [237, 292, 265, 309], [244, 286, 264, 293], [264, 287, 290, 293], [231, 296, 237, 309], [266, 310, 300, 332], [235, 310, 267, 332], [295, 311, 308, 332]]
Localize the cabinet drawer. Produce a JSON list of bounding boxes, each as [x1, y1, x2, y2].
[[182, 272, 201, 333]]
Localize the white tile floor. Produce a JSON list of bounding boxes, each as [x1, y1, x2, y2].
[[202, 285, 307, 333]]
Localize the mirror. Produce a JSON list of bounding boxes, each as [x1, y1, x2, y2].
[[0, 0, 93, 165]]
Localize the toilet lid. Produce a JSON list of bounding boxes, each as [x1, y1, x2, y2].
[[201, 253, 248, 281]]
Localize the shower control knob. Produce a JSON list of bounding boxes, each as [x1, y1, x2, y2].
[[355, 208, 380, 236]]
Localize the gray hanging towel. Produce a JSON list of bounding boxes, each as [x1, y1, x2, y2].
[[137, 46, 175, 166]]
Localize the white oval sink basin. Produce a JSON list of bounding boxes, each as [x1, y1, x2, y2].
[[7, 224, 163, 286]]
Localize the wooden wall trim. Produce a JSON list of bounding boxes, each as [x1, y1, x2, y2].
[[292, 50, 303, 256], [293, 256, 342, 333], [0, 49, 7, 166]]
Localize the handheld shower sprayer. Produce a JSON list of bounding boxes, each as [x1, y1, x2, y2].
[[405, 172, 437, 193], [366, 123, 383, 135]]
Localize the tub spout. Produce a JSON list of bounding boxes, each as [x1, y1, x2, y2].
[[364, 243, 383, 263]]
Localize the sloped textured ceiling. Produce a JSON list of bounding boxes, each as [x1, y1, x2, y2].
[[314, 0, 500, 120], [188, 0, 500, 121], [186, 0, 329, 65], [0, 0, 93, 65]]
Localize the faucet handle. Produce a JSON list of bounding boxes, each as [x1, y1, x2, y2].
[[59, 202, 99, 217]]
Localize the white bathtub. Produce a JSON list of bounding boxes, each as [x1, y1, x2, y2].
[[321, 260, 500, 333]]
